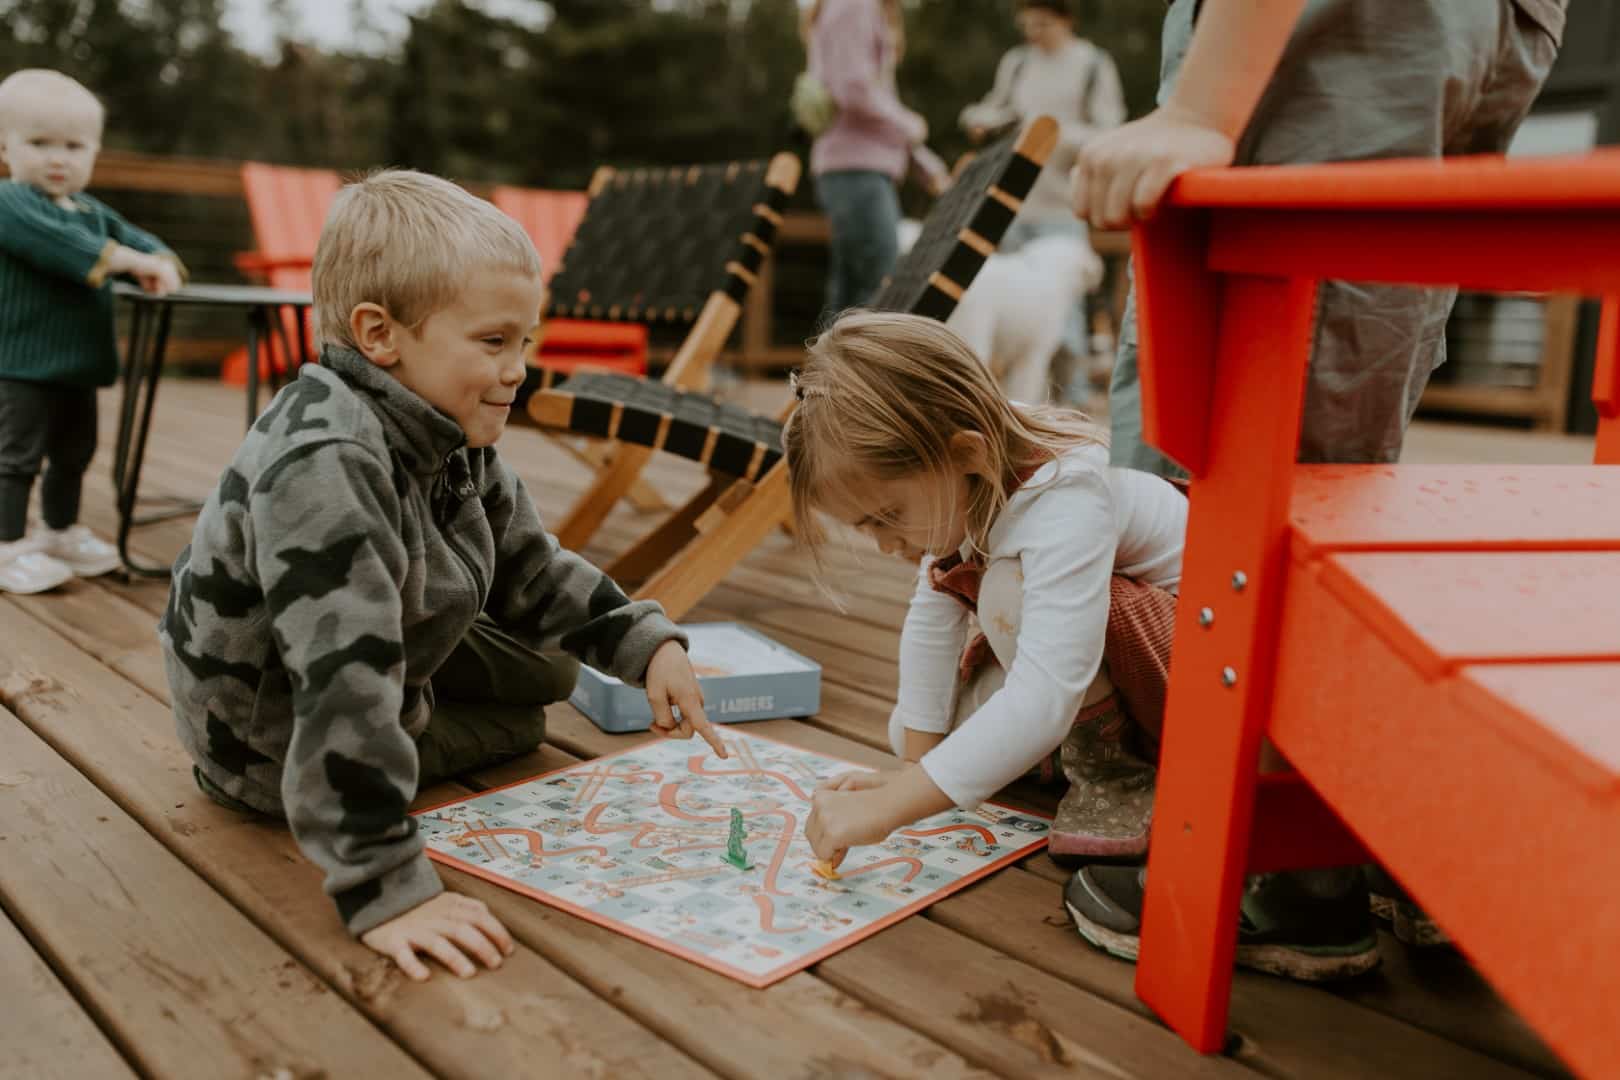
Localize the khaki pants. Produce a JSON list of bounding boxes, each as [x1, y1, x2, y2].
[[1110, 0, 1561, 476]]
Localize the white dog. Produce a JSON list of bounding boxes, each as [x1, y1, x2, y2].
[[898, 220, 1104, 403]]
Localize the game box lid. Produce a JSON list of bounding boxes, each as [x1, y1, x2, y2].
[[570, 622, 822, 733]]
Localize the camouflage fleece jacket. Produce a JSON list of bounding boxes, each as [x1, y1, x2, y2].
[[158, 345, 684, 935]]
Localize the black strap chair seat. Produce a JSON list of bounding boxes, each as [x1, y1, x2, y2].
[[532, 371, 783, 482]]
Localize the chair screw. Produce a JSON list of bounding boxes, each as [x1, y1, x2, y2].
[[1231, 571, 1248, 592], [1198, 607, 1214, 628], [1221, 666, 1238, 687]]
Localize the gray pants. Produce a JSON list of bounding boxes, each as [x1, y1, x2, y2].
[[1110, 0, 1561, 476], [196, 615, 578, 814], [0, 379, 98, 542]]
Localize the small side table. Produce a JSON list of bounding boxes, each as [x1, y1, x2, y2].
[[112, 283, 313, 577]]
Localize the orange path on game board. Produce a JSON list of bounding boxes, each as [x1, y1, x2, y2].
[[571, 762, 664, 806], [581, 801, 707, 848], [835, 856, 924, 884], [658, 780, 804, 931], [454, 826, 608, 860], [688, 748, 815, 802], [900, 823, 997, 854], [747, 890, 805, 933]]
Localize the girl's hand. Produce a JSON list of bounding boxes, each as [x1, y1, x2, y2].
[[359, 892, 514, 981], [805, 785, 902, 868], [821, 769, 888, 793], [1070, 104, 1235, 230], [806, 764, 956, 868], [644, 641, 728, 758]]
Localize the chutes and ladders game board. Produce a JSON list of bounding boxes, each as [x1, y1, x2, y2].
[[419, 729, 1050, 987]]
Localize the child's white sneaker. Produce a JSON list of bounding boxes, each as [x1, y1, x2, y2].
[[35, 525, 121, 578], [0, 536, 74, 594]]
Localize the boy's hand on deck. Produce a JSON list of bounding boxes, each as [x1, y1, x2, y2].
[[1071, 105, 1235, 230], [360, 892, 515, 982], [645, 640, 728, 759]]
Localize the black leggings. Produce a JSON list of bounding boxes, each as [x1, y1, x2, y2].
[[0, 379, 97, 541]]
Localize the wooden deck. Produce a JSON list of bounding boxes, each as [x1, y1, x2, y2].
[[0, 375, 1586, 1079]]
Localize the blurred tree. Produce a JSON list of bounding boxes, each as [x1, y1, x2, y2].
[[0, 0, 1166, 186]]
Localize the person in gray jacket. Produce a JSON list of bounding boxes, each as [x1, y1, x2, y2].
[[159, 169, 725, 982]]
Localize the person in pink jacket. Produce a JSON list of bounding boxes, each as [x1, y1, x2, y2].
[[803, 0, 928, 318]]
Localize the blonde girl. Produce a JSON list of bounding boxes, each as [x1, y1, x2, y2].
[[785, 310, 1188, 868]]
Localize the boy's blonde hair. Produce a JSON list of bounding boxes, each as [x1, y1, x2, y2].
[[784, 310, 1105, 558], [312, 169, 541, 350], [0, 69, 104, 135]]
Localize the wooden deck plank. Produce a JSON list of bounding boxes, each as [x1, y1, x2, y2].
[[0, 597, 713, 1080], [0, 704, 432, 1080], [28, 569, 1478, 1080], [66, 469, 1555, 1080], [8, 567, 986, 1080], [74, 458, 1562, 1079], [417, 759, 999, 1080], [0, 905, 136, 1080], [72, 376, 1569, 1077], [928, 866, 1553, 1080], [516, 711, 1546, 1079], [445, 749, 1250, 1080]]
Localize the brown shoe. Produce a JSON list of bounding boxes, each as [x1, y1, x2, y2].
[[1049, 692, 1156, 863]]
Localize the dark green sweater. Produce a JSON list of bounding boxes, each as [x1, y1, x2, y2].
[[0, 180, 181, 387]]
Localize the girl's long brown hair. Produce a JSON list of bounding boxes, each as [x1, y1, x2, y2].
[[783, 310, 1106, 562]]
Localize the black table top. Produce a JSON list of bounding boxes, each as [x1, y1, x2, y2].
[[114, 282, 312, 307]]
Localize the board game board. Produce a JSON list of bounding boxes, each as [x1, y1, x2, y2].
[[419, 729, 1050, 987]]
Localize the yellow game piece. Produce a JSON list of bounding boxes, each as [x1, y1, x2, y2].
[[811, 859, 841, 881]]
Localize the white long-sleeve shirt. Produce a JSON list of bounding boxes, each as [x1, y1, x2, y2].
[[894, 443, 1186, 809], [958, 39, 1127, 223]]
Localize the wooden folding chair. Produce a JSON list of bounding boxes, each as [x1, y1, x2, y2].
[[517, 154, 803, 552], [529, 117, 1059, 620], [491, 185, 651, 377], [1126, 150, 1620, 1079]]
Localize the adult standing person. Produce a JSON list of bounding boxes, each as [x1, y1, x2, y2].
[[960, 0, 1127, 393], [804, 0, 929, 317]]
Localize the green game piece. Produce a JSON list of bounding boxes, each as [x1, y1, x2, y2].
[[722, 808, 753, 870]]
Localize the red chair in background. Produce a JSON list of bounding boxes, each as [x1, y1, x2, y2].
[[491, 184, 648, 378], [226, 162, 336, 393]]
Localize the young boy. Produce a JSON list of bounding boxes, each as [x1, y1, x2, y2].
[[159, 169, 726, 981], [0, 69, 184, 594], [1064, 0, 1565, 978]]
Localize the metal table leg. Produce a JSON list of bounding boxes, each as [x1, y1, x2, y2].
[[114, 301, 197, 578], [245, 305, 265, 430]]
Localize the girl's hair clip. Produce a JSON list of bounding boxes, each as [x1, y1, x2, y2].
[[790, 369, 817, 401]]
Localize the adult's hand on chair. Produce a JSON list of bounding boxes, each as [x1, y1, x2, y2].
[[1071, 104, 1235, 231], [645, 640, 728, 759]]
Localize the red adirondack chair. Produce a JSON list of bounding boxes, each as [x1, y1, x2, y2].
[[490, 184, 648, 377], [226, 162, 338, 385], [1128, 150, 1620, 1078]]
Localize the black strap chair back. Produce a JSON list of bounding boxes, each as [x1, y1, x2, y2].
[[535, 117, 1060, 479], [548, 160, 793, 326]]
